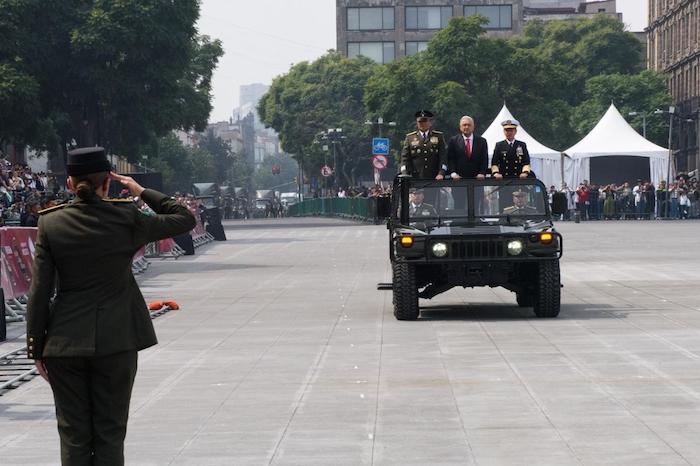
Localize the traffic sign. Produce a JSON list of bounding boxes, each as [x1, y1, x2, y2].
[[320, 165, 333, 177], [372, 155, 388, 170], [372, 137, 390, 156]]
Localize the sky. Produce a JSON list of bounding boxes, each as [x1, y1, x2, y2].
[[198, 0, 648, 123]]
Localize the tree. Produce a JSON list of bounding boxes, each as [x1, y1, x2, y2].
[[252, 154, 298, 191], [258, 52, 378, 187], [0, 0, 223, 163]]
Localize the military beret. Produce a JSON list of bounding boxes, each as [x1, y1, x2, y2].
[[415, 110, 434, 120], [502, 119, 519, 129], [66, 147, 112, 176]]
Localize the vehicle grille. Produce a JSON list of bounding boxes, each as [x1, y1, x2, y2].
[[449, 239, 505, 259]]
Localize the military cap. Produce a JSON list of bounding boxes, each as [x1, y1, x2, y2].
[[512, 190, 526, 197], [501, 119, 519, 129], [66, 146, 112, 176], [409, 187, 425, 194], [415, 110, 434, 120]]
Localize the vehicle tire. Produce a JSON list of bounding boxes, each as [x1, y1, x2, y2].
[[533, 260, 561, 318], [392, 262, 419, 320], [516, 292, 533, 307]]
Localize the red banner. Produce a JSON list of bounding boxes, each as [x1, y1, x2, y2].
[[0, 227, 178, 300], [0, 228, 38, 299]]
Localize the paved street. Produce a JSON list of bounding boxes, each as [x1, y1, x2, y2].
[[2, 218, 700, 465]]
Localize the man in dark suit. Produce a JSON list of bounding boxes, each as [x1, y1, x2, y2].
[[491, 119, 531, 179], [446, 116, 488, 210], [27, 147, 196, 465], [447, 115, 489, 180], [399, 110, 447, 180]]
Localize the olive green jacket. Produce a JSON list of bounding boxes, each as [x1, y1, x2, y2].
[[26, 189, 196, 359]]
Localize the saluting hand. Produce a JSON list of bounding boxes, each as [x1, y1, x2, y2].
[[110, 172, 145, 197]]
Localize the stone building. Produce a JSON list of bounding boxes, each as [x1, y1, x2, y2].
[[648, 0, 700, 174], [336, 1, 620, 62]]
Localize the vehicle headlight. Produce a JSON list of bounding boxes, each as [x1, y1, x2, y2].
[[432, 242, 448, 257], [507, 240, 524, 256]]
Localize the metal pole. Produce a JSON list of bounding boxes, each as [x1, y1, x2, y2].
[[298, 152, 303, 203], [332, 140, 337, 189], [642, 114, 647, 139], [666, 111, 674, 217]]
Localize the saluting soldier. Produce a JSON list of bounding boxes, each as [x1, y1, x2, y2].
[[491, 119, 532, 179], [400, 110, 447, 179], [26, 147, 196, 466]]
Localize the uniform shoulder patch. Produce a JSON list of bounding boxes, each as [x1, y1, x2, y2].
[[431, 130, 443, 134], [102, 198, 133, 203], [38, 204, 66, 215], [406, 131, 417, 136]]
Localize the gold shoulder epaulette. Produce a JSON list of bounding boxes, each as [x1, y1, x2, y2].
[[406, 131, 417, 136], [103, 198, 133, 203], [432, 130, 443, 134], [38, 204, 66, 215]]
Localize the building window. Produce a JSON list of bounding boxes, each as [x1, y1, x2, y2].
[[464, 5, 512, 30], [406, 41, 429, 56], [406, 6, 453, 30], [348, 42, 395, 64], [347, 7, 394, 30]]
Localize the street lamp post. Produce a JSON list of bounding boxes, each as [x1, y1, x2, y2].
[[628, 111, 648, 139], [324, 128, 345, 189], [655, 106, 676, 217]]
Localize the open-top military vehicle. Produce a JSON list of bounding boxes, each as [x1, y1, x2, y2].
[[385, 176, 563, 320]]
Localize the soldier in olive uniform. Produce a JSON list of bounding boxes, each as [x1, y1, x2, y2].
[[408, 188, 438, 217], [27, 147, 196, 466], [491, 119, 532, 179], [502, 190, 538, 215], [400, 110, 447, 180]]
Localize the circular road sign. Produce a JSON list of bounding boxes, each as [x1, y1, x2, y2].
[[320, 165, 333, 177], [372, 155, 388, 170]]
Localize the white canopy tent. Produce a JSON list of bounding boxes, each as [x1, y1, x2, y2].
[[564, 104, 669, 188], [482, 104, 563, 188]]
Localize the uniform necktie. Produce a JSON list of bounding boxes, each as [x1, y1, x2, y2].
[[465, 138, 471, 159], [422, 132, 427, 142]]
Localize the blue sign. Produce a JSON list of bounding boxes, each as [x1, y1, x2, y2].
[[372, 138, 390, 156]]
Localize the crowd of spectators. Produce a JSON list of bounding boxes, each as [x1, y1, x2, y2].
[[0, 159, 67, 227], [317, 185, 392, 199], [550, 175, 699, 220]]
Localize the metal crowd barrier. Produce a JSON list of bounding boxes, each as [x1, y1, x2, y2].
[[288, 197, 391, 224]]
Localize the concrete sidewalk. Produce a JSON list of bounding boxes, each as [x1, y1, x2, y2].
[[2, 218, 700, 465]]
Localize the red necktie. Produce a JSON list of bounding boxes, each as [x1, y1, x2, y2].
[[465, 138, 471, 159]]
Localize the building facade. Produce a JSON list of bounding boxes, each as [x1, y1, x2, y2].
[[648, 0, 700, 175], [337, 0, 526, 63], [337, 1, 620, 62]]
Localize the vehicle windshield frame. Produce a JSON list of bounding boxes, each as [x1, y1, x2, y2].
[[394, 177, 551, 227]]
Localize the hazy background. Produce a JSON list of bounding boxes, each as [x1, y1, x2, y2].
[[198, 0, 648, 122]]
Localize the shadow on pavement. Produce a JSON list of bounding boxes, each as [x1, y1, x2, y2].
[[419, 303, 624, 321]]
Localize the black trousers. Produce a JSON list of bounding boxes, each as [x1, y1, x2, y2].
[[44, 351, 138, 466]]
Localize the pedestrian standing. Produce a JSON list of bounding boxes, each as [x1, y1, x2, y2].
[[26, 147, 196, 465]]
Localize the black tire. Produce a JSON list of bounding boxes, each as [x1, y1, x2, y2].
[[533, 260, 561, 318], [516, 292, 533, 307], [392, 262, 419, 320]]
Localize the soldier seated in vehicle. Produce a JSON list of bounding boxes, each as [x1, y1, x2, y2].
[[502, 190, 538, 215], [409, 188, 438, 218]]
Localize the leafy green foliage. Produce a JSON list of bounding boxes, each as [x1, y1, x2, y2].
[[0, 0, 222, 162], [258, 52, 378, 186], [253, 154, 298, 191]]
